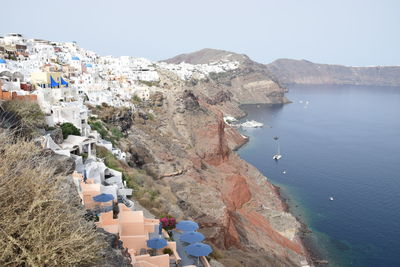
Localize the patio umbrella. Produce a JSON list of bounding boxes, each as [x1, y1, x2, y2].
[[185, 242, 213, 266], [146, 237, 168, 250], [180, 231, 205, 244], [92, 193, 114, 202], [176, 220, 199, 231]]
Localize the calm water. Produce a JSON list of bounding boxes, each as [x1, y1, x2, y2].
[[237, 85, 400, 267]]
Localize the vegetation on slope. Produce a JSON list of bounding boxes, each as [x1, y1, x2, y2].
[[0, 130, 106, 266], [89, 118, 123, 145], [96, 146, 165, 215], [60, 122, 81, 139], [0, 100, 109, 266], [0, 100, 45, 138]]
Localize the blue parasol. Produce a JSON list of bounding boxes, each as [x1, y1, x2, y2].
[[185, 242, 212, 257], [176, 220, 199, 231], [60, 77, 68, 87], [92, 193, 114, 202], [146, 237, 168, 250], [180, 231, 205, 244], [50, 76, 59, 88], [185, 242, 213, 265]]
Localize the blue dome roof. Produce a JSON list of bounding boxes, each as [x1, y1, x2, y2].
[[0, 59, 6, 64], [71, 56, 80, 60], [86, 63, 93, 67]]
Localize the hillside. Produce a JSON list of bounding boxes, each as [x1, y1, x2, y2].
[[162, 49, 289, 117], [265, 58, 400, 86], [163, 48, 251, 65], [0, 34, 309, 266], [92, 72, 309, 266]]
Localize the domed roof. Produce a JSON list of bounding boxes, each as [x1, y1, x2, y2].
[[12, 72, 24, 82], [86, 63, 93, 67], [71, 56, 80, 61], [0, 59, 6, 64]]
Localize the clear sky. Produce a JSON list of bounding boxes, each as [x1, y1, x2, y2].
[[1, 0, 399, 66]]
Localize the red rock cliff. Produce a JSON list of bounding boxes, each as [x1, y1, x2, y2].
[[112, 80, 307, 266]]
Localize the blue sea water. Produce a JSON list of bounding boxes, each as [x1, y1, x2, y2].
[[236, 85, 400, 267]]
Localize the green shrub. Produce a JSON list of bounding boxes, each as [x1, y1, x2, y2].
[[147, 113, 155, 121], [89, 121, 108, 139], [80, 152, 88, 161], [60, 122, 81, 139], [96, 146, 123, 172], [111, 127, 123, 140], [131, 94, 142, 103], [89, 121, 123, 144]]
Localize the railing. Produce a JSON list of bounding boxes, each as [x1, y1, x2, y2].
[[132, 261, 158, 267], [200, 256, 211, 267]]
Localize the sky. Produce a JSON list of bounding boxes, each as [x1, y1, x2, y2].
[[1, 0, 399, 66]]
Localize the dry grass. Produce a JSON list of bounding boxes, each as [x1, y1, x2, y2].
[[0, 130, 106, 266], [0, 100, 45, 138]]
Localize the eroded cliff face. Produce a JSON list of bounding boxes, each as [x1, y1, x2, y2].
[[96, 72, 307, 266]]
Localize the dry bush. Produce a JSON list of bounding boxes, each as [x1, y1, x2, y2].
[[0, 130, 106, 266], [0, 100, 45, 138]]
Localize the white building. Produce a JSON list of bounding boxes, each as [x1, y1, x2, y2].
[[0, 58, 8, 71], [2, 33, 26, 46], [44, 101, 90, 136]]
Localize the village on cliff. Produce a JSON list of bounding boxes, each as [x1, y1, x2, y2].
[[0, 33, 311, 267], [0, 33, 242, 267]]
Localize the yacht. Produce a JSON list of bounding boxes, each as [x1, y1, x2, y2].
[[241, 120, 263, 128], [273, 136, 282, 160]]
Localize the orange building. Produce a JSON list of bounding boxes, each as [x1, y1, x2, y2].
[[0, 90, 37, 101]]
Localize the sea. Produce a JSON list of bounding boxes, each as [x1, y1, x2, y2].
[[236, 85, 400, 267]]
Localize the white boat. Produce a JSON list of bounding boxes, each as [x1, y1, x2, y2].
[[223, 115, 237, 124], [329, 197, 334, 201], [240, 120, 263, 128], [273, 136, 282, 160], [273, 154, 282, 160]]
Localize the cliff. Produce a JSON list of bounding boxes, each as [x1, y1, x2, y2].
[[163, 48, 251, 65], [162, 49, 290, 117], [265, 58, 400, 86], [93, 71, 308, 266]]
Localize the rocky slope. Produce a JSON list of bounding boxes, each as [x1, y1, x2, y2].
[[163, 48, 251, 65], [94, 69, 309, 266], [162, 49, 290, 117], [265, 58, 400, 86]]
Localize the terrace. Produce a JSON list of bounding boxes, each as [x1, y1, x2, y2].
[[74, 160, 212, 267], [96, 205, 181, 267]]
